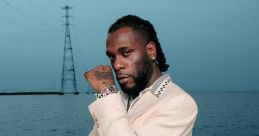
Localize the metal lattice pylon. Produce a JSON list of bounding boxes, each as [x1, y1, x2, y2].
[[60, 5, 78, 94]]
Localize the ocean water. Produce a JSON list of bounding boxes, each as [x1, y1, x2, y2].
[[0, 91, 259, 136], [190, 91, 259, 136], [0, 94, 95, 136]]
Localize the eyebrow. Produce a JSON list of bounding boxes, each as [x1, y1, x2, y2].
[[106, 46, 130, 57], [118, 46, 129, 53]]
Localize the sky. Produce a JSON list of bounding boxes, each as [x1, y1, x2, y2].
[[0, 0, 258, 92]]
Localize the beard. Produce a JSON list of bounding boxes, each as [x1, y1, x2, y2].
[[119, 55, 153, 98]]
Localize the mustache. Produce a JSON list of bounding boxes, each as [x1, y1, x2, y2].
[[116, 73, 134, 80]]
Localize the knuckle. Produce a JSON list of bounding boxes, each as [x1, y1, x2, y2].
[[84, 71, 88, 76], [84, 73, 90, 78], [105, 65, 110, 70]]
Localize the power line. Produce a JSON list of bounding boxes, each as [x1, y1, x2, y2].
[[0, 0, 58, 31], [27, 0, 60, 21], [0, 17, 49, 32]]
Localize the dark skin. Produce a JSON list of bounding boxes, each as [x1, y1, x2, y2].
[[85, 27, 162, 97]]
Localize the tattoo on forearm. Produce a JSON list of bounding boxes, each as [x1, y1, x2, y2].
[[94, 71, 113, 80]]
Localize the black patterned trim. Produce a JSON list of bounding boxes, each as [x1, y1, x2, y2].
[[153, 76, 172, 97]]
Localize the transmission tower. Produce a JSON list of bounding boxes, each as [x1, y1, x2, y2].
[[60, 5, 78, 94]]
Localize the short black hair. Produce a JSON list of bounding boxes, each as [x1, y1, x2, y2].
[[108, 15, 169, 72]]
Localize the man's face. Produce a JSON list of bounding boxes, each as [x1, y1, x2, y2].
[[106, 27, 153, 96]]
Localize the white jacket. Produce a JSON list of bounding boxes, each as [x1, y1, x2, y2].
[[88, 74, 198, 136]]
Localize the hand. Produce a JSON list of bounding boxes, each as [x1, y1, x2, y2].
[[84, 65, 115, 93]]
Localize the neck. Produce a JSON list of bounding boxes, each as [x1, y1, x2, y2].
[[130, 66, 161, 99], [129, 64, 162, 99], [145, 65, 162, 89]]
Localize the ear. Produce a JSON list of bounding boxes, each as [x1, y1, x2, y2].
[[146, 41, 157, 61]]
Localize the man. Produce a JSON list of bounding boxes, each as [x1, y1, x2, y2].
[[85, 15, 198, 136]]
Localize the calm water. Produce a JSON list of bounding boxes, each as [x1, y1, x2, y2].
[[190, 91, 259, 136], [0, 91, 259, 136]]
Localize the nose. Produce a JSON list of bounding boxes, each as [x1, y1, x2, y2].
[[113, 56, 125, 72]]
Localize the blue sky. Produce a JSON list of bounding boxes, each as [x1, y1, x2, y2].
[[0, 0, 258, 92]]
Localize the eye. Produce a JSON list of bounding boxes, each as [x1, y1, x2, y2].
[[109, 56, 115, 62], [106, 51, 115, 62], [122, 50, 133, 57]]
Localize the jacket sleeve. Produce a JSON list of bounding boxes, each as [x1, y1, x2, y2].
[[88, 93, 135, 136], [135, 94, 198, 136], [88, 93, 197, 136]]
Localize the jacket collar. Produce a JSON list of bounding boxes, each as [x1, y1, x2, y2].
[[124, 74, 173, 124], [120, 74, 172, 105], [150, 74, 171, 97]]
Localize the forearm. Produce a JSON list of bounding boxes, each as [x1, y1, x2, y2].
[[89, 93, 136, 136]]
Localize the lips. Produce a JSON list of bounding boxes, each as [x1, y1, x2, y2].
[[117, 74, 132, 84]]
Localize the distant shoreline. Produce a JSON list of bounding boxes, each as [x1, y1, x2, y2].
[[1, 91, 257, 95], [0, 91, 96, 95], [0, 92, 65, 95]]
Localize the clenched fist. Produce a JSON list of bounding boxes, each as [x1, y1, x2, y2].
[[84, 65, 116, 93]]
